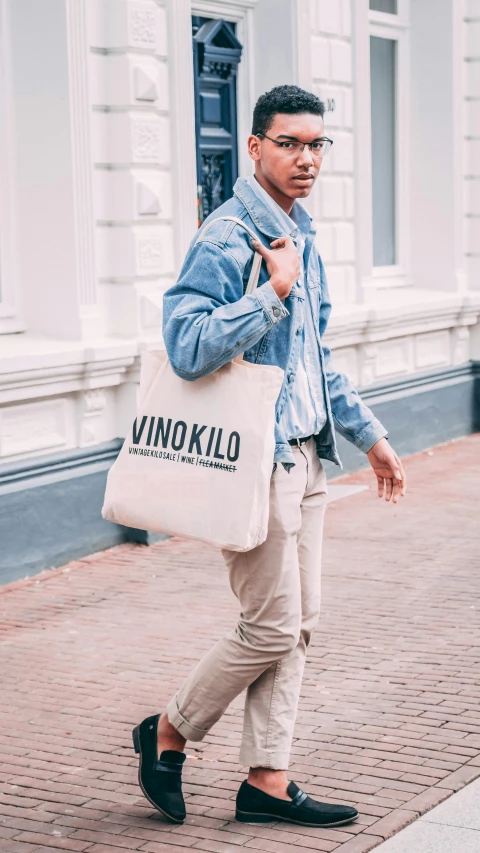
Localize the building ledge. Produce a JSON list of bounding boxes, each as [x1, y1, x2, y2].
[[0, 333, 163, 404], [0, 289, 479, 402], [326, 288, 480, 349]]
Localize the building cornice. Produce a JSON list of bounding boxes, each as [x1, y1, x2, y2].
[[0, 289, 479, 404]]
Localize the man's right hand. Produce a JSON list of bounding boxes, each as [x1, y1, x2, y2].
[[251, 236, 300, 301]]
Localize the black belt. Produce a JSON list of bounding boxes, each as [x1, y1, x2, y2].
[[288, 435, 314, 447]]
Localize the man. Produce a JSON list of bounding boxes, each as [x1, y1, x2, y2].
[[132, 85, 406, 829]]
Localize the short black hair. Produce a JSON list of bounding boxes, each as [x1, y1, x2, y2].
[[252, 85, 325, 137]]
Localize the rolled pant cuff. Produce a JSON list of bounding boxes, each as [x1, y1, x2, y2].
[[166, 696, 209, 742], [239, 744, 290, 770]]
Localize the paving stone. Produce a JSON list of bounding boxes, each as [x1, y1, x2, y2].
[[435, 764, 480, 790], [417, 777, 480, 830], [368, 808, 418, 839], [334, 835, 380, 852], [372, 821, 480, 852], [396, 786, 451, 814]]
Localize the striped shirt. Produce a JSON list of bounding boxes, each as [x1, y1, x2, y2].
[[246, 175, 327, 441]]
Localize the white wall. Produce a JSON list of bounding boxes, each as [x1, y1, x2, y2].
[[464, 0, 480, 291], [0, 0, 479, 468], [88, 0, 176, 339], [10, 0, 83, 339], [409, 0, 460, 293], [307, 0, 480, 388], [309, 0, 356, 307]]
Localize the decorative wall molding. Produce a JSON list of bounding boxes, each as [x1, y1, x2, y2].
[[90, 53, 168, 109], [0, 338, 140, 405], [132, 118, 163, 161], [415, 330, 450, 370], [134, 65, 159, 100], [0, 399, 70, 459], [326, 289, 480, 384], [164, 0, 199, 267], [0, 438, 123, 494], [128, 2, 157, 47], [83, 389, 107, 413], [96, 225, 174, 278], [80, 389, 108, 445], [310, 0, 357, 306], [0, 287, 477, 410], [65, 0, 99, 320], [452, 325, 471, 365], [90, 0, 166, 54], [137, 180, 162, 215], [137, 235, 164, 270], [359, 360, 479, 401], [192, 0, 258, 13], [326, 290, 480, 349]]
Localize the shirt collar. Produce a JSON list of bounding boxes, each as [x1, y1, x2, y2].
[[245, 174, 312, 240], [233, 176, 314, 241]]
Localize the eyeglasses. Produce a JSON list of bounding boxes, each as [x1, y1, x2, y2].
[[256, 133, 333, 157]]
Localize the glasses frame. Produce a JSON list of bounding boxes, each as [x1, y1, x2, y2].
[[256, 133, 333, 157]]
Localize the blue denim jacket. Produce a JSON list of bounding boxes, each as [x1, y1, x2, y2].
[[163, 178, 387, 470]]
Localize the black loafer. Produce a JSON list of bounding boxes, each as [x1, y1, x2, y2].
[[132, 714, 186, 823], [236, 780, 358, 827]]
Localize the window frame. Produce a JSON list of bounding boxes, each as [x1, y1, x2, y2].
[[0, 0, 23, 333], [367, 0, 411, 290], [191, 0, 256, 180]]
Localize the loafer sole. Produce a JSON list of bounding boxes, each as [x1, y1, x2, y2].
[[235, 808, 358, 827], [133, 726, 185, 824]]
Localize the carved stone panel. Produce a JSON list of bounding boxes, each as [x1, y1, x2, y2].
[[80, 390, 107, 446], [375, 338, 413, 379], [137, 181, 162, 215], [0, 401, 68, 458], [134, 66, 158, 101], [132, 120, 161, 162], [360, 344, 378, 387], [138, 236, 164, 271], [452, 326, 470, 365], [415, 331, 450, 370], [329, 346, 359, 386], [128, 2, 157, 48]]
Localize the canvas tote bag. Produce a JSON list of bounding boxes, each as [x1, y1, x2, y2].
[[102, 216, 284, 552]]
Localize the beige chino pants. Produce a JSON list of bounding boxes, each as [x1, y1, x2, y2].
[[166, 438, 328, 769]]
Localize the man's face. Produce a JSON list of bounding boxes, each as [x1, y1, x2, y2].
[[248, 112, 325, 202]]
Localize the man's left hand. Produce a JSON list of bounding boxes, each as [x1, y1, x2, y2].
[[366, 438, 406, 504]]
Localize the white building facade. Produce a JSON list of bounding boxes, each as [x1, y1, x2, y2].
[[0, 0, 479, 580]]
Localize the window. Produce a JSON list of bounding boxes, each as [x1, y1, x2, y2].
[[368, 0, 409, 284], [370, 36, 396, 266], [370, 0, 397, 13], [192, 17, 243, 224]]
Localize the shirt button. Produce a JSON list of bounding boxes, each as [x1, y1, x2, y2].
[[296, 326, 302, 335], [272, 306, 280, 317], [288, 373, 295, 383]]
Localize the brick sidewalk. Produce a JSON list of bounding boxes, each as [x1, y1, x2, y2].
[[1, 434, 479, 853]]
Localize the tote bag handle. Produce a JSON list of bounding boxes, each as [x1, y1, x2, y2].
[[196, 215, 263, 295]]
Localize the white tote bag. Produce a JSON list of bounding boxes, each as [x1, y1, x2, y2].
[[102, 216, 284, 552]]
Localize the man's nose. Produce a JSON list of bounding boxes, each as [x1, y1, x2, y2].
[[296, 144, 315, 167]]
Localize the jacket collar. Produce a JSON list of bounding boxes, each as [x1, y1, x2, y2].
[[233, 177, 298, 240]]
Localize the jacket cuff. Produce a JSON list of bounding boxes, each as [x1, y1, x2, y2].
[[254, 281, 289, 326], [354, 420, 388, 454]]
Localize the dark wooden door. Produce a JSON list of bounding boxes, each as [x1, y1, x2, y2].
[[192, 17, 243, 224]]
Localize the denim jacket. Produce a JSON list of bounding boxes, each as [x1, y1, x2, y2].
[[163, 178, 387, 470]]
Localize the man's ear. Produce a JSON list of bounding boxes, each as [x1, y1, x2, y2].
[[248, 134, 261, 161]]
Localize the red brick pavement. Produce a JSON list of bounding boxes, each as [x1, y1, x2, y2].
[[0, 434, 479, 853]]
